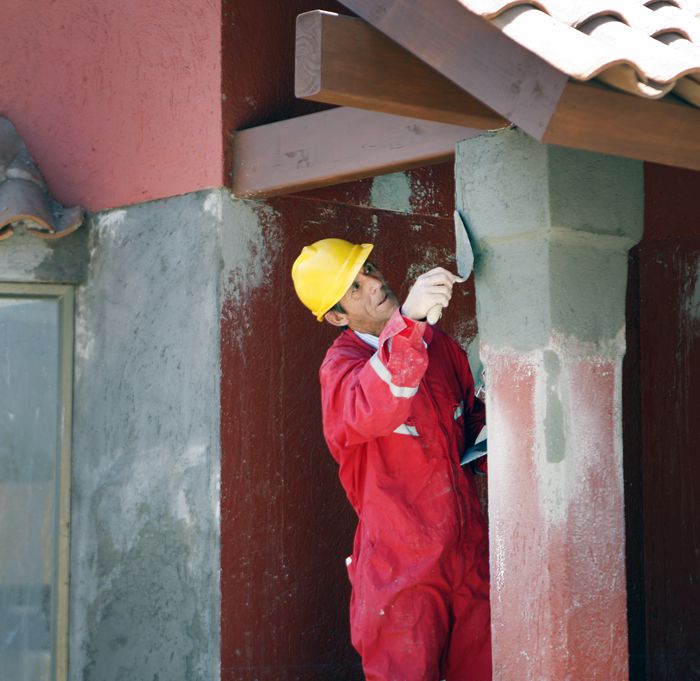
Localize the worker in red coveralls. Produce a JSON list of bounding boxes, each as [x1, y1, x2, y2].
[[292, 238, 491, 681]]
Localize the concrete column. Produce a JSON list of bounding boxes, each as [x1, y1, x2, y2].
[[455, 129, 643, 680]]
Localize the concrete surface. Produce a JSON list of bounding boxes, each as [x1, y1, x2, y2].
[[456, 128, 643, 681], [68, 191, 223, 681], [0, 226, 89, 284], [456, 128, 643, 352]]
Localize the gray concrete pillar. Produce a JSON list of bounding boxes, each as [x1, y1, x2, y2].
[[456, 129, 643, 680]]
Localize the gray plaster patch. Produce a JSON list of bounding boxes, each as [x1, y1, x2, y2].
[[455, 129, 550, 242], [456, 129, 643, 352], [70, 191, 221, 681], [370, 172, 412, 214], [0, 224, 89, 284], [543, 350, 565, 463], [455, 127, 643, 243], [548, 146, 643, 241]]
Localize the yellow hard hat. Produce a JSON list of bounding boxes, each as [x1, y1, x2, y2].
[[291, 238, 374, 321]]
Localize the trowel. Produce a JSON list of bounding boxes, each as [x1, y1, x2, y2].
[[425, 209, 487, 468], [426, 209, 475, 325]]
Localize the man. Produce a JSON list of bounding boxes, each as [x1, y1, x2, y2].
[[292, 238, 490, 681]]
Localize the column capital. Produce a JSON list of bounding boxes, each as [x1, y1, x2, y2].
[[455, 128, 644, 352], [456, 127, 643, 245]]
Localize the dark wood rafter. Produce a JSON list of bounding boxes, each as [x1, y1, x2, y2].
[[335, 0, 700, 172], [337, 0, 569, 139], [295, 10, 507, 130], [231, 107, 481, 198], [544, 81, 700, 170]]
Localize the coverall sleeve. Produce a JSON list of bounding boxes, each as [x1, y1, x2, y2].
[[320, 309, 429, 448]]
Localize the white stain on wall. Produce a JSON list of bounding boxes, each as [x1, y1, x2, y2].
[[684, 256, 700, 324], [97, 209, 127, 232], [220, 197, 281, 348], [221, 198, 280, 297], [203, 191, 223, 222]]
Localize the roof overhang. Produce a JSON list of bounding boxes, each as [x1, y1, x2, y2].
[[232, 0, 700, 197]]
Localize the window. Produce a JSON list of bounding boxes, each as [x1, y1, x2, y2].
[[0, 284, 73, 681]]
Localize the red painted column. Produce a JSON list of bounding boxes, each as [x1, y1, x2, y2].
[[456, 129, 643, 679]]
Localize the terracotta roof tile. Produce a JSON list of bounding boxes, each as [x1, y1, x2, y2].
[[459, 0, 700, 106], [0, 117, 84, 241]]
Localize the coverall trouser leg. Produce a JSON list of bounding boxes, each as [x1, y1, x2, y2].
[[349, 549, 491, 681]]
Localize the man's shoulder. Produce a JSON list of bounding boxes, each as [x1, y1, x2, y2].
[[321, 330, 372, 370], [326, 330, 373, 356]]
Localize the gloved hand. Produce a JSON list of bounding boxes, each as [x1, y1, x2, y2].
[[401, 267, 465, 321]]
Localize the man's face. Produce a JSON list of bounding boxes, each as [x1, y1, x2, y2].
[[326, 262, 399, 335]]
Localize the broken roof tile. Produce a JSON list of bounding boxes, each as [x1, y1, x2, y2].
[[459, 0, 700, 106], [0, 117, 84, 241]]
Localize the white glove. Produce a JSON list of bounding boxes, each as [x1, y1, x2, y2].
[[401, 267, 465, 322]]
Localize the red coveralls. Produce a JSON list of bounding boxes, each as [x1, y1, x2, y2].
[[320, 309, 491, 681]]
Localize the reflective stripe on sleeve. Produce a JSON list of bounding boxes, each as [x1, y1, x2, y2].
[[393, 423, 419, 436], [369, 352, 419, 398]]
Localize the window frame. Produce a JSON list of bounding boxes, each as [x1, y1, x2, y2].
[[0, 282, 74, 681]]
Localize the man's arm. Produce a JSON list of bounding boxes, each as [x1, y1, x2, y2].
[[320, 267, 466, 449], [320, 309, 429, 448]]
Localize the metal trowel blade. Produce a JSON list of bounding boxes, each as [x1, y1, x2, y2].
[[453, 209, 474, 280]]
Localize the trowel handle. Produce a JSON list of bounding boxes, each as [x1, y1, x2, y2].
[[426, 303, 442, 325]]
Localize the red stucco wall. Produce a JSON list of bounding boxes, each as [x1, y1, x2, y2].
[[221, 0, 349, 180], [219, 167, 482, 680], [636, 164, 700, 680], [1, 0, 222, 211], [219, 3, 482, 676]]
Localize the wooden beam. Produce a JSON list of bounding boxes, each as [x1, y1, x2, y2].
[[295, 10, 507, 130], [544, 81, 700, 171], [231, 107, 481, 198], [337, 0, 569, 139], [337, 0, 700, 171]]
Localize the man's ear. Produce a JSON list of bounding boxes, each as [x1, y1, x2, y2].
[[324, 309, 349, 327]]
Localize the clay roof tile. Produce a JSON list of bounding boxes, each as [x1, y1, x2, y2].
[[459, 0, 700, 106], [0, 117, 84, 241]]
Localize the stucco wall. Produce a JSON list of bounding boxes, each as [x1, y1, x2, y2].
[[0, 192, 224, 680], [637, 163, 700, 681], [219, 167, 483, 681], [1, 0, 222, 212], [69, 192, 223, 680]]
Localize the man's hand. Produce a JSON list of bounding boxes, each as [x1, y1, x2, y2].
[[401, 267, 466, 321]]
